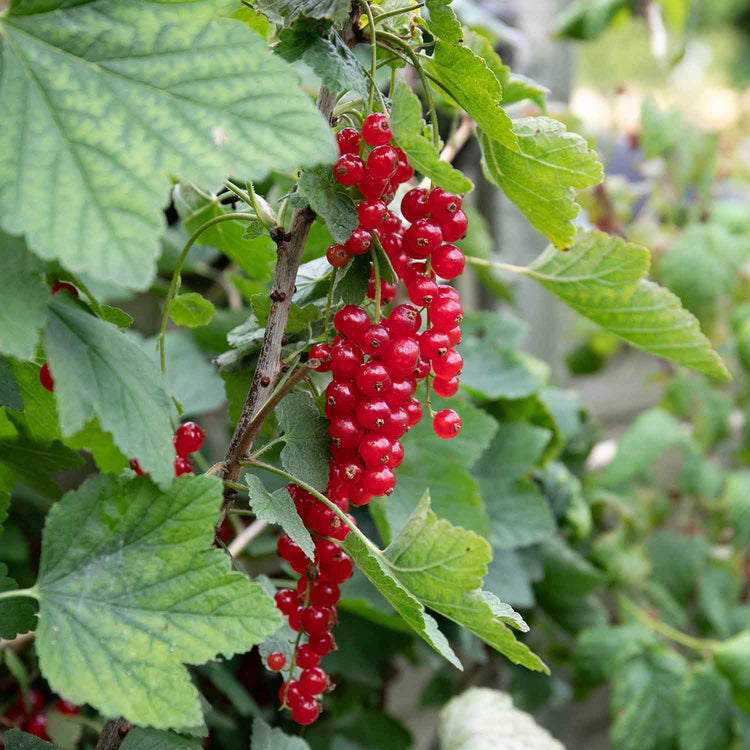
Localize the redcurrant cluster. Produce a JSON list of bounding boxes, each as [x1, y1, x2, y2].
[[266, 483, 355, 725], [2, 688, 79, 741], [129, 421, 204, 478]]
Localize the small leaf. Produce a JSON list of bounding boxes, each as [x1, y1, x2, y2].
[[64, 419, 130, 475], [390, 83, 474, 195], [0, 563, 37, 640], [276, 391, 330, 491], [35, 474, 282, 730], [3, 729, 55, 750], [251, 717, 311, 750], [169, 293, 217, 328], [526, 231, 730, 380], [120, 728, 202, 750], [303, 33, 369, 100], [439, 688, 566, 750], [250, 294, 321, 334], [255, 0, 353, 26], [424, 0, 464, 44], [0, 356, 23, 411], [297, 165, 359, 244], [244, 474, 314, 560], [333, 255, 370, 306], [100, 306, 134, 329], [678, 664, 734, 750], [478, 118, 603, 248]]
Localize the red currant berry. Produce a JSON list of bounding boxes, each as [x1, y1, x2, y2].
[[39, 363, 54, 392], [383, 337, 420, 378], [355, 361, 392, 396], [408, 275, 439, 306], [326, 243, 350, 267], [27, 691, 46, 714], [388, 440, 404, 469], [367, 145, 399, 180], [359, 170, 389, 199], [433, 376, 460, 398], [296, 644, 321, 669], [344, 227, 373, 255], [404, 219, 443, 259], [359, 433, 393, 467], [440, 209, 468, 241], [50, 281, 79, 297], [174, 421, 204, 455], [336, 127, 361, 155], [309, 580, 341, 608], [381, 406, 409, 440], [301, 606, 334, 636], [279, 679, 304, 707], [310, 632, 337, 656], [401, 187, 430, 222], [429, 297, 464, 331], [447, 326, 462, 347], [363, 465, 396, 496], [324, 379, 358, 418], [385, 378, 416, 406], [362, 112, 393, 145], [267, 651, 286, 671], [404, 261, 434, 286], [330, 442, 359, 463], [434, 408, 462, 439], [319, 553, 353, 584], [174, 455, 194, 476], [275, 588, 298, 615], [428, 188, 463, 221], [314, 538, 342, 564], [22, 714, 49, 740], [438, 285, 461, 300], [388, 305, 421, 338], [330, 415, 365, 450], [330, 340, 364, 379], [55, 699, 80, 715], [357, 199, 388, 229], [334, 153, 365, 186], [300, 666, 328, 696], [381, 182, 397, 205], [414, 357, 431, 380], [381, 211, 403, 234], [288, 605, 304, 632], [292, 695, 321, 725], [432, 244, 466, 279], [420, 328, 450, 360], [338, 458, 364, 484], [359, 323, 390, 357], [367, 275, 396, 305], [334, 305, 371, 340], [404, 398, 423, 426], [308, 342, 332, 372], [350, 485, 373, 506], [277, 534, 307, 566], [391, 147, 415, 183], [432, 349, 463, 379], [356, 398, 391, 430], [307, 504, 346, 539]]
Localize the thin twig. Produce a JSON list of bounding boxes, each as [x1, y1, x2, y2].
[[227, 519, 269, 557], [418, 115, 473, 189]]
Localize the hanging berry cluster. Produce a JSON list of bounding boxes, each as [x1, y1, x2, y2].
[[2, 688, 79, 741], [129, 421, 205, 478], [266, 112, 469, 725]]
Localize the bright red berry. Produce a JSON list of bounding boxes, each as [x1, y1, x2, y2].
[[326, 243, 350, 267], [292, 695, 322, 725], [432, 244, 466, 279], [174, 421, 204, 455], [22, 714, 49, 740], [314, 538, 342, 564], [388, 441, 404, 469], [401, 187, 430, 222], [383, 337, 420, 378], [350, 485, 373, 506], [408, 276, 439, 306], [275, 588, 298, 615], [309, 632, 337, 656], [391, 147, 414, 184], [428, 188, 463, 221], [296, 643, 321, 668], [356, 398, 391, 430], [336, 127, 361, 155], [288, 605, 304, 632], [50, 281, 78, 297], [362, 112, 392, 146], [357, 199, 388, 229], [420, 328, 450, 360], [381, 210, 403, 234], [308, 342, 332, 372], [433, 376, 460, 398], [174, 455, 194, 476], [359, 433, 393, 467], [404, 397, 423, 427], [432, 349, 463, 379], [330, 415, 365, 450], [309, 581, 341, 608], [414, 357, 431, 379], [355, 361, 392, 396], [344, 227, 373, 255], [434, 408, 462, 439], [39, 363, 54, 392], [429, 297, 464, 331], [359, 323, 390, 357], [440, 209, 468, 241], [330, 340, 364, 379], [55, 699, 79, 715], [359, 170, 389, 199], [319, 553, 353, 584], [338, 458, 364, 484], [404, 219, 443, 259], [334, 305, 371, 340], [363, 465, 396, 496], [325, 379, 358, 418], [381, 406, 409, 440], [367, 145, 399, 180], [388, 304, 421, 337], [299, 666, 328, 696], [301, 606, 334, 636], [279, 680, 304, 707], [385, 378, 416, 406], [334, 154, 365, 186], [447, 326, 462, 347], [438, 285, 461, 301], [367, 275, 396, 305], [404, 261, 434, 287], [267, 651, 286, 671], [277, 534, 307, 566]]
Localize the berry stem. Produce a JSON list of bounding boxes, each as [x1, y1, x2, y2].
[[373, 2, 425, 24], [370, 245, 382, 323], [463, 254, 530, 276], [0, 587, 38, 603], [424, 376, 435, 418], [281, 582, 310, 708], [363, 2, 378, 113]]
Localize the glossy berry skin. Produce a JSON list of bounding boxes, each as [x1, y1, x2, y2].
[[330, 415, 364, 450], [361, 112, 392, 146], [408, 275, 439, 306], [314, 537, 341, 563], [308, 342, 332, 372], [359, 323, 390, 357], [288, 605, 303, 632], [300, 667, 328, 696], [334, 154, 365, 186], [404, 398, 423, 427], [174, 455, 194, 476], [336, 127, 361, 155], [388, 440, 404, 469], [392, 147, 415, 183], [367, 145, 399, 180], [433, 376, 460, 398], [355, 361, 392, 396], [325, 379, 358, 417], [388, 304, 421, 337], [381, 210, 402, 234], [309, 580, 341, 608], [385, 378, 416, 406], [344, 227, 373, 255], [174, 421, 204, 455], [420, 328, 450, 360], [434, 408, 462, 439], [356, 398, 391, 430], [404, 261, 434, 287], [429, 297, 464, 331], [275, 588, 298, 615], [22, 714, 49, 740], [401, 187, 430, 222], [350, 485, 373, 506], [359, 433, 392, 467], [447, 326, 462, 347], [414, 357, 431, 380], [367, 276, 395, 305], [277, 534, 306, 566], [55, 699, 80, 715], [381, 406, 408, 440], [357, 199, 388, 229], [267, 651, 286, 671], [404, 219, 443, 259], [432, 349, 463, 379], [428, 188, 463, 221], [319, 553, 353, 584], [279, 680, 304, 707], [359, 171, 389, 199], [50, 281, 79, 297], [440, 209, 468, 241], [432, 244, 466, 279], [363, 465, 396, 496], [334, 305, 370, 340], [326, 243, 349, 267], [330, 340, 364, 379], [292, 695, 321, 725], [383, 337, 420, 378], [309, 632, 336, 655], [301, 606, 334, 636], [39, 363, 54, 392], [296, 643, 321, 668]]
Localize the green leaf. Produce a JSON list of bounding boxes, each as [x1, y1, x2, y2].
[[678, 664, 734, 750], [484, 549, 535, 608], [3, 730, 55, 750], [610, 648, 687, 750], [725, 472, 750, 546], [0, 1, 336, 290], [44, 295, 176, 488], [35, 474, 282, 730], [6, 359, 60, 443], [644, 530, 706, 602], [250, 294, 321, 334], [426, 42, 518, 152], [485, 479, 556, 550], [255, 0, 352, 26], [390, 82, 474, 195], [251, 717, 311, 750], [100, 305, 134, 329], [0, 356, 23, 411], [575, 625, 653, 687], [333, 254, 370, 306], [0, 231, 48, 360], [439, 688, 566, 750], [297, 164, 359, 244], [244, 474, 314, 560], [64, 419, 129, 475], [424, 0, 464, 44], [0, 563, 37, 640], [276, 391, 330, 491], [526, 231, 729, 380], [169, 294, 216, 329], [119, 728, 202, 750], [714, 631, 750, 694], [347, 492, 548, 673], [478, 118, 603, 248], [302, 33, 369, 100]]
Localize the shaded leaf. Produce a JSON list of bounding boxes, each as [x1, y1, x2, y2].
[[3, 730, 55, 750], [678, 664, 734, 750], [0, 563, 37, 640], [119, 728, 202, 750], [169, 294, 216, 328], [0, 356, 23, 411], [251, 717, 311, 749], [255, 0, 352, 26], [297, 164, 358, 244]]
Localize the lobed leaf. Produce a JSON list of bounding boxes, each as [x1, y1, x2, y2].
[[251, 717, 311, 749], [255, 0, 353, 26], [169, 294, 216, 328], [297, 164, 359, 245], [678, 664, 734, 750]]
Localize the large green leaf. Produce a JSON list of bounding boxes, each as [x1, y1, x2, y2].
[[439, 688, 565, 750], [390, 82, 473, 195], [35, 474, 282, 730], [3, 730, 54, 750], [251, 718, 311, 749], [120, 728, 202, 750], [0, 0, 336, 290], [44, 295, 176, 488], [346, 492, 548, 673], [0, 356, 23, 412], [479, 118, 603, 248], [255, 0, 352, 26], [678, 664, 734, 750], [526, 231, 729, 380]]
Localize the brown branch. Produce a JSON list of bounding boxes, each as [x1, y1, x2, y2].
[[94, 718, 131, 750]]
